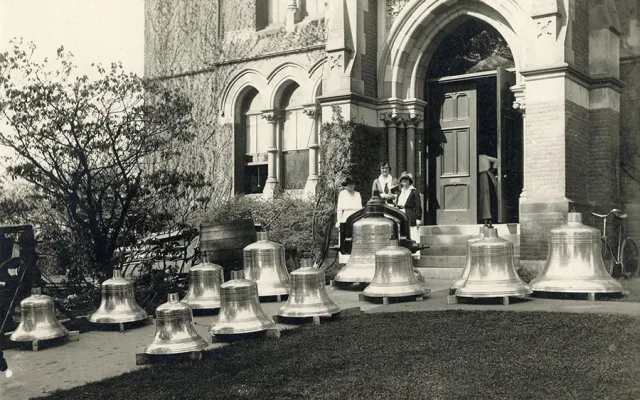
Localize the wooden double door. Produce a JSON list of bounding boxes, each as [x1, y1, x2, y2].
[[425, 68, 522, 225]]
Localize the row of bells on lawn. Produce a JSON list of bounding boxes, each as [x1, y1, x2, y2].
[[334, 192, 426, 284], [10, 287, 69, 344], [530, 212, 622, 294], [449, 213, 622, 297]]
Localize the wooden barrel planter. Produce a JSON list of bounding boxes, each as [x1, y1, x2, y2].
[[199, 219, 257, 280]]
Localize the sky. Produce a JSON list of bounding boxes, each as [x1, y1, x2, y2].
[[0, 0, 145, 181], [0, 0, 144, 75]]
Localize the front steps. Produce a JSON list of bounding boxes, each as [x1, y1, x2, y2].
[[416, 224, 520, 279]]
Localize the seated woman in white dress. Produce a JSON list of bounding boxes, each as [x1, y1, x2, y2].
[[336, 176, 363, 263]]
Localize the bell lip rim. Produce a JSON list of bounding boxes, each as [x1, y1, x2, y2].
[[455, 288, 533, 297], [88, 312, 149, 324], [277, 306, 342, 318], [530, 287, 623, 293], [143, 341, 209, 355], [210, 325, 276, 335], [10, 330, 69, 342]]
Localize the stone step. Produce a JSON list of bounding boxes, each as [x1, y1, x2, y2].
[[416, 255, 521, 269], [421, 245, 521, 256], [419, 223, 520, 236], [420, 234, 520, 246], [417, 255, 467, 267]]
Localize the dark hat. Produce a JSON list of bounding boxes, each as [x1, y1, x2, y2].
[[399, 171, 414, 184], [341, 175, 356, 186]]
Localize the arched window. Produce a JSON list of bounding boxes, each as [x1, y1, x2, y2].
[[280, 83, 311, 190], [299, 0, 322, 19], [242, 89, 269, 194]]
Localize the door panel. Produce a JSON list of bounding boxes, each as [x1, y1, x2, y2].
[[436, 83, 477, 224]]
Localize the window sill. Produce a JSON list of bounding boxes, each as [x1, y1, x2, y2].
[[256, 23, 285, 37]]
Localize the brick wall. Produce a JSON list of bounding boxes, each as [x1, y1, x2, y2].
[[523, 99, 566, 198], [572, 0, 590, 74], [565, 100, 590, 203], [362, 0, 378, 98], [589, 107, 620, 205], [520, 201, 568, 260]]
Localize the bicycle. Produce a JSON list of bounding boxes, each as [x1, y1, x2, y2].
[[591, 209, 639, 278]]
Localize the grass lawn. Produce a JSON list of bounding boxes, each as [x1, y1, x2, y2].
[[39, 311, 640, 400]]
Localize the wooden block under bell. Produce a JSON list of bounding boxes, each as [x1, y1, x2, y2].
[[272, 307, 362, 325], [135, 348, 210, 365], [211, 327, 280, 343]]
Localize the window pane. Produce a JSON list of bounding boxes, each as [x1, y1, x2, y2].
[[296, 110, 312, 150], [245, 115, 256, 154], [282, 150, 309, 190], [282, 110, 297, 151], [257, 116, 270, 154]]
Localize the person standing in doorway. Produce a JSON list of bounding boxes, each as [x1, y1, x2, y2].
[[478, 153, 498, 223], [371, 161, 398, 205], [336, 176, 363, 264]]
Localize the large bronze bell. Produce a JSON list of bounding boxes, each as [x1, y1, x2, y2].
[[10, 288, 69, 343], [182, 256, 224, 310], [243, 231, 290, 297], [456, 227, 531, 298], [363, 240, 429, 298], [278, 259, 341, 318], [450, 226, 487, 294], [89, 269, 148, 324], [530, 213, 623, 294], [335, 216, 395, 284], [209, 278, 276, 335], [144, 293, 208, 355]]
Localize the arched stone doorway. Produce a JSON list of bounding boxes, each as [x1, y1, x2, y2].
[[424, 18, 523, 225], [377, 0, 528, 227]]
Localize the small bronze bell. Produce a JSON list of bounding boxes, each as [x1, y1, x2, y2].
[[209, 278, 276, 336], [144, 293, 208, 355], [278, 259, 341, 318], [530, 213, 623, 294], [363, 239, 428, 298], [334, 216, 395, 284], [89, 269, 148, 324], [182, 256, 224, 310], [10, 288, 69, 343], [456, 227, 531, 298], [243, 231, 290, 297], [450, 226, 487, 294]]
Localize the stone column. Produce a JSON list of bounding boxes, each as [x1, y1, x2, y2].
[[406, 112, 423, 177], [285, 0, 299, 30], [380, 112, 399, 173], [303, 104, 320, 196], [261, 110, 281, 198], [397, 114, 407, 173]]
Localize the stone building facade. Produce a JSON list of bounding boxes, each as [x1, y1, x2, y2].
[[145, 0, 640, 273]]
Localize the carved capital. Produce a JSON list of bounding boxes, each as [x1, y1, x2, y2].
[[511, 84, 526, 116], [380, 111, 401, 126], [302, 104, 320, 119], [406, 112, 423, 127], [261, 110, 281, 124]]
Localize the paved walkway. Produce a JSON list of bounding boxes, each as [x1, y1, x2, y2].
[[1, 276, 639, 399]]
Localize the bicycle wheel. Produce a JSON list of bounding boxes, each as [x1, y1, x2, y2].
[[621, 238, 639, 278], [601, 239, 615, 276]]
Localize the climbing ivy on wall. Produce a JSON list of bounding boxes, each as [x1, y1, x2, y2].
[[319, 107, 384, 206]]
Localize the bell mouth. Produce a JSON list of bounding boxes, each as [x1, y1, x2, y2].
[[257, 231, 269, 241], [567, 212, 582, 224], [167, 293, 180, 302]]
